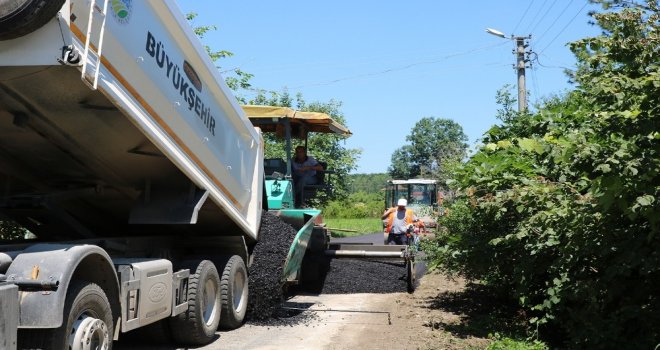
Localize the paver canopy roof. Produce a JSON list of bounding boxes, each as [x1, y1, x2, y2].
[[242, 105, 351, 136]]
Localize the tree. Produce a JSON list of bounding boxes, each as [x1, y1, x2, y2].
[[187, 13, 255, 99], [388, 117, 468, 181], [495, 84, 518, 124], [388, 145, 414, 179], [346, 173, 390, 194], [249, 90, 361, 202]]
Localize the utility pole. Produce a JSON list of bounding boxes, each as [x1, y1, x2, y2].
[[485, 29, 531, 113], [514, 36, 530, 113]]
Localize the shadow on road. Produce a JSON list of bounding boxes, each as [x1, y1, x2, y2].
[[421, 282, 528, 339], [114, 322, 219, 350]]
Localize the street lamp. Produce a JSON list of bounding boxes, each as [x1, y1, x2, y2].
[[485, 28, 506, 38], [486, 27, 530, 113]]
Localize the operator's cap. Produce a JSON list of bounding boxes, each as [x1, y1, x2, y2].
[[397, 198, 407, 206]]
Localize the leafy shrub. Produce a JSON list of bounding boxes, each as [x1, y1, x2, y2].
[[424, 2, 660, 348]]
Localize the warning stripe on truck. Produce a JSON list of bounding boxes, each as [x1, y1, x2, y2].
[[70, 23, 241, 209]]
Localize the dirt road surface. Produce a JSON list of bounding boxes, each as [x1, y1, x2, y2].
[[116, 234, 490, 349], [206, 274, 488, 350], [117, 274, 489, 350]]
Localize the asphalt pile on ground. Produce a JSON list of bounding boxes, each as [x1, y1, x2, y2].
[[248, 302, 320, 327], [246, 212, 299, 322], [321, 258, 408, 294], [246, 214, 409, 326]]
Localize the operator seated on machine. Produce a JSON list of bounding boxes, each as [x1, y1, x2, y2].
[[382, 198, 424, 245], [291, 145, 324, 207]]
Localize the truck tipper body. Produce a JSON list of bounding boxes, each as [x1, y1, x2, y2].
[[0, 1, 317, 348]]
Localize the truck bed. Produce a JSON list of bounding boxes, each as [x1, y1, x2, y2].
[[0, 0, 263, 241]]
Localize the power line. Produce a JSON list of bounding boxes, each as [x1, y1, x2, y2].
[[535, 0, 575, 45], [533, 52, 575, 72], [233, 43, 503, 75], [540, 2, 589, 54], [529, 53, 541, 104], [288, 41, 510, 89], [525, 0, 551, 33], [512, 0, 536, 34], [530, 0, 559, 34]]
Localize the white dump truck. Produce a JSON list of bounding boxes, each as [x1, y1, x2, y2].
[[0, 1, 322, 348]]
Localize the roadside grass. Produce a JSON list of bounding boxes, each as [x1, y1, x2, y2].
[[485, 336, 548, 350], [323, 218, 382, 237]]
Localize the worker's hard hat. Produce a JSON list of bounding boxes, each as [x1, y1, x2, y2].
[[397, 198, 407, 206]]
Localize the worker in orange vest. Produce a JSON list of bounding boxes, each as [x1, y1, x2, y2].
[[381, 198, 422, 245]]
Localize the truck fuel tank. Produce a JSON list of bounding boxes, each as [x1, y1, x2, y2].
[[113, 259, 175, 331]]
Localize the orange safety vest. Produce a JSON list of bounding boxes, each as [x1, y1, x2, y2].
[[385, 208, 414, 233]]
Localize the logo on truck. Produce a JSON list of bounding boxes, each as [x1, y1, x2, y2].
[[148, 282, 167, 303], [145, 31, 217, 137], [110, 0, 132, 24]]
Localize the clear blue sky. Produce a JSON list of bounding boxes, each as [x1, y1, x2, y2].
[[176, 0, 601, 174]]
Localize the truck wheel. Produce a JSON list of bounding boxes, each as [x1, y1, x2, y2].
[[0, 0, 66, 41], [218, 255, 248, 329], [406, 259, 416, 293], [19, 281, 114, 350], [170, 260, 221, 345]]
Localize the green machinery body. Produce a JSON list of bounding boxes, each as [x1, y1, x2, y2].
[[242, 105, 352, 286], [265, 179, 294, 210]]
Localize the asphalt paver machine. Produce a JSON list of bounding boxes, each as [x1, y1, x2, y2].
[[242, 106, 419, 292]]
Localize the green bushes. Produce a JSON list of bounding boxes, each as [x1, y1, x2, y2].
[[424, 2, 660, 348], [323, 191, 383, 219], [486, 334, 548, 350]]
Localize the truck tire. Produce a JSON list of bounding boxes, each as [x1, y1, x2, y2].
[[170, 260, 221, 345], [218, 255, 248, 329], [18, 281, 114, 350], [0, 0, 66, 41], [406, 259, 416, 293]]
